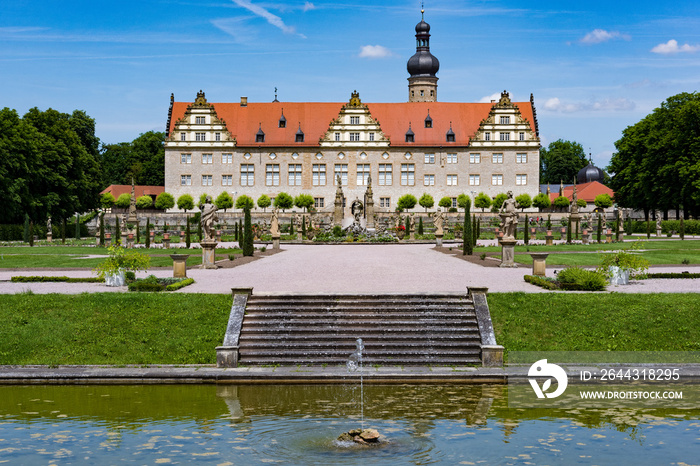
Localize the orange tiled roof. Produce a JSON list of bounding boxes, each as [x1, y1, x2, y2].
[[100, 185, 165, 199], [169, 100, 537, 147], [549, 181, 614, 203]]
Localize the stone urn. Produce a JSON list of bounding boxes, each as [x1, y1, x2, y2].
[[546, 230, 552, 236], [397, 229, 405, 240], [306, 230, 315, 240], [163, 233, 170, 240]]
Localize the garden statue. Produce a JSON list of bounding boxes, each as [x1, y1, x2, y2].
[[499, 191, 519, 239], [571, 183, 579, 214], [409, 212, 416, 232], [432, 208, 444, 236], [127, 179, 138, 223], [270, 207, 280, 237], [121, 214, 128, 234], [656, 212, 662, 235], [199, 195, 219, 241], [351, 198, 363, 224]]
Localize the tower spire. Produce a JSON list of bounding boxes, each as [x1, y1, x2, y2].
[[407, 6, 439, 102]]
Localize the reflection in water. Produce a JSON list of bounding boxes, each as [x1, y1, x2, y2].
[[0, 384, 697, 464]]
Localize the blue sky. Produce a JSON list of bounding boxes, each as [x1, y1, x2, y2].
[[2, 0, 699, 170]]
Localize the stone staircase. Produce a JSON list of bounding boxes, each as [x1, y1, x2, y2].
[[235, 294, 485, 366]]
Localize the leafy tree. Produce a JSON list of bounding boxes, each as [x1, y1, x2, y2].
[[577, 198, 587, 208], [540, 139, 587, 185], [532, 192, 551, 211], [155, 192, 175, 210], [101, 193, 116, 209], [594, 193, 613, 209], [515, 193, 532, 211], [553, 196, 570, 210], [474, 192, 491, 212], [491, 193, 507, 212], [457, 193, 471, 210], [215, 192, 234, 212], [177, 194, 194, 212], [235, 194, 255, 211], [294, 193, 314, 212], [115, 193, 131, 208], [397, 194, 417, 212], [418, 193, 434, 211], [257, 194, 271, 211], [199, 193, 209, 206], [136, 195, 153, 209], [99, 131, 165, 187], [274, 192, 294, 211], [438, 197, 452, 209]]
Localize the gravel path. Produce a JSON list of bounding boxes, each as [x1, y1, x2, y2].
[[1, 243, 699, 295]]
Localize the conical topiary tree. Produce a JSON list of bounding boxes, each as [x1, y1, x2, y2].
[[463, 203, 472, 255], [597, 213, 603, 243], [99, 213, 105, 247], [524, 215, 530, 245], [145, 218, 151, 248], [186, 217, 191, 248]]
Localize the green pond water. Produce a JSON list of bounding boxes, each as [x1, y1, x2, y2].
[[0, 384, 698, 465]]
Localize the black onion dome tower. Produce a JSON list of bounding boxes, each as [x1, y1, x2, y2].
[[577, 159, 606, 184], [407, 7, 439, 102]]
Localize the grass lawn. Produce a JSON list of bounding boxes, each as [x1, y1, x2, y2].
[[0, 246, 243, 268], [1, 292, 699, 365], [488, 293, 700, 356]]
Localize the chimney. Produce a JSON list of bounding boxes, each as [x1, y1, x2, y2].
[[240, 97, 248, 107]]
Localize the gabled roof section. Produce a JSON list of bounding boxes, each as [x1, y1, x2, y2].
[[167, 97, 537, 148], [548, 181, 614, 203]]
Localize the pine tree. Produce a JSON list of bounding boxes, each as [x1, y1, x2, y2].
[[472, 214, 478, 246], [114, 215, 121, 245], [405, 216, 411, 234], [301, 215, 307, 238], [136, 222, 140, 243], [418, 217, 424, 235], [476, 217, 481, 239], [186, 217, 191, 248], [145, 218, 151, 248], [524, 215, 530, 244], [463, 203, 473, 255], [243, 208, 254, 256], [99, 213, 105, 247], [597, 213, 603, 243]]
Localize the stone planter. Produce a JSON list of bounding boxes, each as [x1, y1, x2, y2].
[[105, 270, 126, 287], [397, 230, 405, 240], [306, 231, 315, 240], [608, 266, 630, 285]]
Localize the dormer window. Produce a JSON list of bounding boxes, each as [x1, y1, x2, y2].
[[424, 111, 432, 128], [256, 125, 265, 143], [446, 124, 455, 142], [405, 124, 415, 143], [278, 110, 287, 128], [295, 125, 304, 143]]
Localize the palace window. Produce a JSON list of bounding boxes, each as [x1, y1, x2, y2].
[[516, 153, 527, 163], [401, 164, 415, 186], [499, 132, 510, 141], [378, 164, 392, 185], [424, 153, 435, 164], [202, 153, 212, 164], [222, 153, 232, 164], [424, 174, 435, 186], [180, 133, 186, 141], [288, 164, 302, 186], [493, 153, 503, 164], [335, 132, 341, 141], [447, 174, 458, 186], [222, 175, 232, 186], [266, 164, 280, 186], [492, 174, 503, 186], [447, 153, 457, 164], [312, 164, 326, 186], [215, 133, 221, 141], [451, 197, 458, 208], [484, 132, 491, 141], [470, 153, 480, 164], [195, 132, 206, 141], [369, 132, 375, 141], [180, 175, 191, 186], [380, 197, 391, 208], [240, 164, 254, 186], [357, 164, 370, 186], [195, 116, 205, 124], [500, 116, 510, 124], [201, 175, 212, 186], [469, 174, 480, 186], [181, 153, 191, 164], [335, 164, 348, 185], [314, 197, 324, 208], [350, 132, 360, 142], [516, 174, 528, 185], [519, 132, 526, 141], [350, 116, 360, 125]]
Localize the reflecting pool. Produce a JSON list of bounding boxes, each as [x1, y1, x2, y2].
[[0, 384, 698, 464]]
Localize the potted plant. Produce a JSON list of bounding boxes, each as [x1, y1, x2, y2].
[[94, 245, 151, 286], [596, 241, 649, 285], [396, 224, 406, 240]]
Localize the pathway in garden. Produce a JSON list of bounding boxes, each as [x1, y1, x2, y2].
[[1, 243, 699, 294]]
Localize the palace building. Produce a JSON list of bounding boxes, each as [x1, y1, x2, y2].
[[164, 13, 541, 213]]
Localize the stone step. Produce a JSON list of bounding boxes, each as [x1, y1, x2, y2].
[[239, 327, 479, 335], [238, 355, 482, 365]]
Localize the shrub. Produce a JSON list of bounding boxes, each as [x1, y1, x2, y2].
[[419, 193, 434, 211], [115, 193, 131, 208], [155, 192, 175, 210], [93, 245, 150, 280], [165, 278, 195, 291], [397, 194, 418, 212], [215, 192, 234, 212], [474, 192, 491, 212], [532, 192, 551, 211], [524, 275, 558, 290], [332, 225, 344, 237], [256, 194, 271, 211], [438, 197, 452, 209], [274, 192, 294, 211], [101, 193, 116, 209], [136, 195, 153, 209], [177, 194, 194, 212], [557, 267, 607, 291], [294, 193, 314, 212]]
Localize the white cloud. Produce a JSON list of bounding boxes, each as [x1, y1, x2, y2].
[[543, 97, 635, 113], [479, 92, 503, 103], [231, 0, 306, 38], [359, 45, 393, 59], [580, 29, 629, 45], [651, 39, 700, 55], [303, 2, 316, 12]]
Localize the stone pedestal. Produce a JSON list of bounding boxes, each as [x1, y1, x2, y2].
[[334, 198, 344, 226], [272, 233, 280, 250], [47, 232, 53, 243], [215, 230, 222, 242], [410, 229, 415, 240], [216, 346, 239, 368], [170, 254, 189, 278], [499, 238, 517, 268], [606, 229, 612, 243], [530, 253, 549, 277], [545, 230, 553, 246], [570, 213, 581, 239], [94, 232, 99, 246], [435, 233, 443, 247], [105, 233, 112, 247], [163, 234, 170, 249], [656, 228, 662, 237], [481, 345, 504, 367], [127, 233, 134, 249], [366, 198, 375, 229], [201, 240, 219, 269]]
